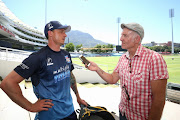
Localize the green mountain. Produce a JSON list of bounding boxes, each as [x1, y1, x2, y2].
[[65, 30, 111, 48]]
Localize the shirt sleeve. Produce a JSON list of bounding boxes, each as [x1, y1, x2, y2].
[[150, 53, 169, 81], [69, 53, 74, 71], [14, 53, 40, 79], [114, 57, 122, 73]]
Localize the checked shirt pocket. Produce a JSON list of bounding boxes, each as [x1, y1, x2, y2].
[[133, 71, 149, 95], [133, 71, 144, 83]]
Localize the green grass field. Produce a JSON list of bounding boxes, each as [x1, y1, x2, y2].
[[72, 55, 180, 84], [163, 55, 180, 84]]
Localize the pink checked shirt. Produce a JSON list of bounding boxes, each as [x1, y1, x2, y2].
[[114, 44, 169, 120]]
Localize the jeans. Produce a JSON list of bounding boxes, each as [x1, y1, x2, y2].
[[119, 111, 127, 120], [61, 111, 77, 120]]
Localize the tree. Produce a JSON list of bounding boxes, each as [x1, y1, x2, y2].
[[107, 44, 113, 48], [175, 47, 180, 53], [65, 43, 75, 52], [76, 44, 82, 52], [95, 44, 102, 48], [153, 46, 161, 52], [94, 44, 102, 53]]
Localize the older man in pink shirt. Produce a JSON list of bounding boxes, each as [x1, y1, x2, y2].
[[86, 23, 169, 120]]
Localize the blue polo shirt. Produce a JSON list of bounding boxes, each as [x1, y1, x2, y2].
[[14, 46, 75, 120]]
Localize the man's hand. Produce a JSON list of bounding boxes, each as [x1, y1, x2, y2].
[[85, 61, 99, 72], [77, 98, 88, 107], [29, 99, 54, 112]]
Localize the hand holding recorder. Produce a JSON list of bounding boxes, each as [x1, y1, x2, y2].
[[79, 55, 99, 72], [79, 55, 90, 66]]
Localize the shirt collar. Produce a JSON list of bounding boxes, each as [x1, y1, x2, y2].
[[125, 44, 143, 59]]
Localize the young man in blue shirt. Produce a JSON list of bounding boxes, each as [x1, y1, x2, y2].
[[1, 21, 87, 120]]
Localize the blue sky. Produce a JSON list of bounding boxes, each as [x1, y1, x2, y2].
[[2, 0, 180, 45]]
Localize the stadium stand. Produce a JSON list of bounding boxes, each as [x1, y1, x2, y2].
[[0, 0, 47, 50]]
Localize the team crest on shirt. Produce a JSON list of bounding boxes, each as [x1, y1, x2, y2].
[[65, 55, 71, 63], [47, 57, 54, 66]]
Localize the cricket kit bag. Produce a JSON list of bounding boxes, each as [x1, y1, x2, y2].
[[76, 104, 118, 120]]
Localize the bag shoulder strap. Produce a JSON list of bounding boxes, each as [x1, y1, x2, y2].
[[79, 104, 115, 120]]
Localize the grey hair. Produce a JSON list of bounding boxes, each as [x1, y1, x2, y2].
[[132, 31, 142, 44]]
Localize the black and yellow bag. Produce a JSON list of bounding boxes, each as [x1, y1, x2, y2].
[[77, 104, 116, 120]]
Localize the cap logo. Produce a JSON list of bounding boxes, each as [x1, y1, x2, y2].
[[48, 23, 53, 30]]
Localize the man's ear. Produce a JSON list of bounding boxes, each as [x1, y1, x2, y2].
[[135, 35, 141, 44], [48, 31, 52, 38]]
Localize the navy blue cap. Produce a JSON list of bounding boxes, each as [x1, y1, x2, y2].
[[44, 21, 71, 38]]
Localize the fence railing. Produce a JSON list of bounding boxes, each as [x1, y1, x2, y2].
[[0, 47, 32, 62]]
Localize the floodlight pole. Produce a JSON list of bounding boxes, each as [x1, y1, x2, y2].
[[169, 9, 174, 54], [45, 0, 47, 24], [117, 17, 120, 46]]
